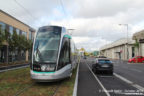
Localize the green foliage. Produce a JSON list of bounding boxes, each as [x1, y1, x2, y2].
[[134, 39, 139, 48], [9, 30, 20, 51], [0, 26, 32, 51], [4, 29, 11, 42], [17, 34, 32, 51], [0, 26, 5, 48], [0, 27, 11, 47], [25, 39, 33, 50]]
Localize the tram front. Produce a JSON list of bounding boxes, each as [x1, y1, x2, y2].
[[30, 26, 62, 82]]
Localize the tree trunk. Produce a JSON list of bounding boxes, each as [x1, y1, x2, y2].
[[18, 49, 21, 61], [4, 45, 8, 64]]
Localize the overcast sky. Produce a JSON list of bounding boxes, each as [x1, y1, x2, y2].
[[0, 0, 144, 51]]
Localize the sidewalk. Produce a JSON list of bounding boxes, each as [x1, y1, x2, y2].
[[77, 60, 107, 96]]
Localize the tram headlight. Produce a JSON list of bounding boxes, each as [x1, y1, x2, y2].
[[41, 65, 46, 71]]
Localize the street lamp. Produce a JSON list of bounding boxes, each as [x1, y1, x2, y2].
[[119, 24, 129, 60], [67, 29, 75, 35]]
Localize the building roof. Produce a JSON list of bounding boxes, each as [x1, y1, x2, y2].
[[100, 38, 135, 50], [0, 10, 35, 32], [132, 30, 144, 40]]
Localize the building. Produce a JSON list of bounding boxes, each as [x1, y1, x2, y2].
[[133, 30, 144, 56], [0, 10, 35, 63], [100, 38, 136, 60]]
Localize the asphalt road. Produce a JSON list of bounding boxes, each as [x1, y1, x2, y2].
[[113, 60, 144, 88], [77, 58, 144, 96]]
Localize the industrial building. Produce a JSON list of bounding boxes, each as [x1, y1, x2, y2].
[[0, 10, 35, 64], [100, 30, 144, 60], [100, 38, 136, 60], [133, 30, 144, 57]]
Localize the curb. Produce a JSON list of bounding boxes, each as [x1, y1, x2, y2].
[[0, 63, 29, 70], [0, 64, 29, 73], [72, 58, 80, 96]]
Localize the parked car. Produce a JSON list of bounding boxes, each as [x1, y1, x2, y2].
[[92, 58, 113, 74], [98, 56, 107, 58], [128, 56, 144, 63]]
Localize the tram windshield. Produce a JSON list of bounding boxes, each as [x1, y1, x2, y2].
[[33, 26, 61, 63]]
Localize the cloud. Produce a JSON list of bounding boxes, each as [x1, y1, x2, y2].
[[73, 36, 112, 51], [1, 0, 144, 51], [74, 0, 144, 18]]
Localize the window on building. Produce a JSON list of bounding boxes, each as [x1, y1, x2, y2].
[[29, 32, 32, 40], [0, 22, 6, 32], [16, 29, 20, 35], [22, 31, 27, 37], [9, 26, 13, 35], [19, 30, 22, 35], [32, 32, 35, 41]]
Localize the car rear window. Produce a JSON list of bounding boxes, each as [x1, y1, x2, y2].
[[98, 60, 112, 64]]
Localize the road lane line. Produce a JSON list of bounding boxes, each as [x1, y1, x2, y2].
[[99, 76, 113, 78], [130, 69, 142, 73], [114, 73, 144, 92], [86, 63, 110, 96]]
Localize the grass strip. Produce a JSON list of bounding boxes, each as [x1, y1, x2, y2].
[[0, 66, 77, 96]]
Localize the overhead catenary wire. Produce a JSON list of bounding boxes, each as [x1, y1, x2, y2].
[[14, 0, 70, 28], [14, 0, 37, 21], [59, 0, 70, 28], [59, 0, 67, 18]]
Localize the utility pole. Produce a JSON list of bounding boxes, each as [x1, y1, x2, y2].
[[119, 24, 129, 60]]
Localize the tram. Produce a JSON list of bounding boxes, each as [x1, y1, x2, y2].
[[30, 26, 78, 82]]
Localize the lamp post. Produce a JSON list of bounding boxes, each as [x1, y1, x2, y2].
[[67, 29, 75, 35], [119, 24, 129, 60]]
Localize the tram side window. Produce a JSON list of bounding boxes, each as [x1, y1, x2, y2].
[[58, 37, 70, 69]]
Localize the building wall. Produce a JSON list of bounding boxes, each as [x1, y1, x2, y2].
[[100, 44, 135, 60], [0, 11, 29, 36], [140, 43, 144, 56], [0, 10, 35, 62]]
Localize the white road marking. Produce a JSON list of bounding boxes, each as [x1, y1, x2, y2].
[[130, 69, 142, 73], [114, 73, 144, 92], [115, 66, 142, 73], [86, 63, 110, 96], [99, 76, 113, 78]]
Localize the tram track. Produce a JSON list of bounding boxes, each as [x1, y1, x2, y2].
[[51, 82, 61, 96], [13, 81, 62, 96], [14, 83, 35, 96]]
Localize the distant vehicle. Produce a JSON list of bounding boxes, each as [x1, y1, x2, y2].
[[30, 26, 78, 82], [98, 56, 107, 58], [84, 56, 87, 59], [128, 56, 144, 63], [92, 58, 113, 74]]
